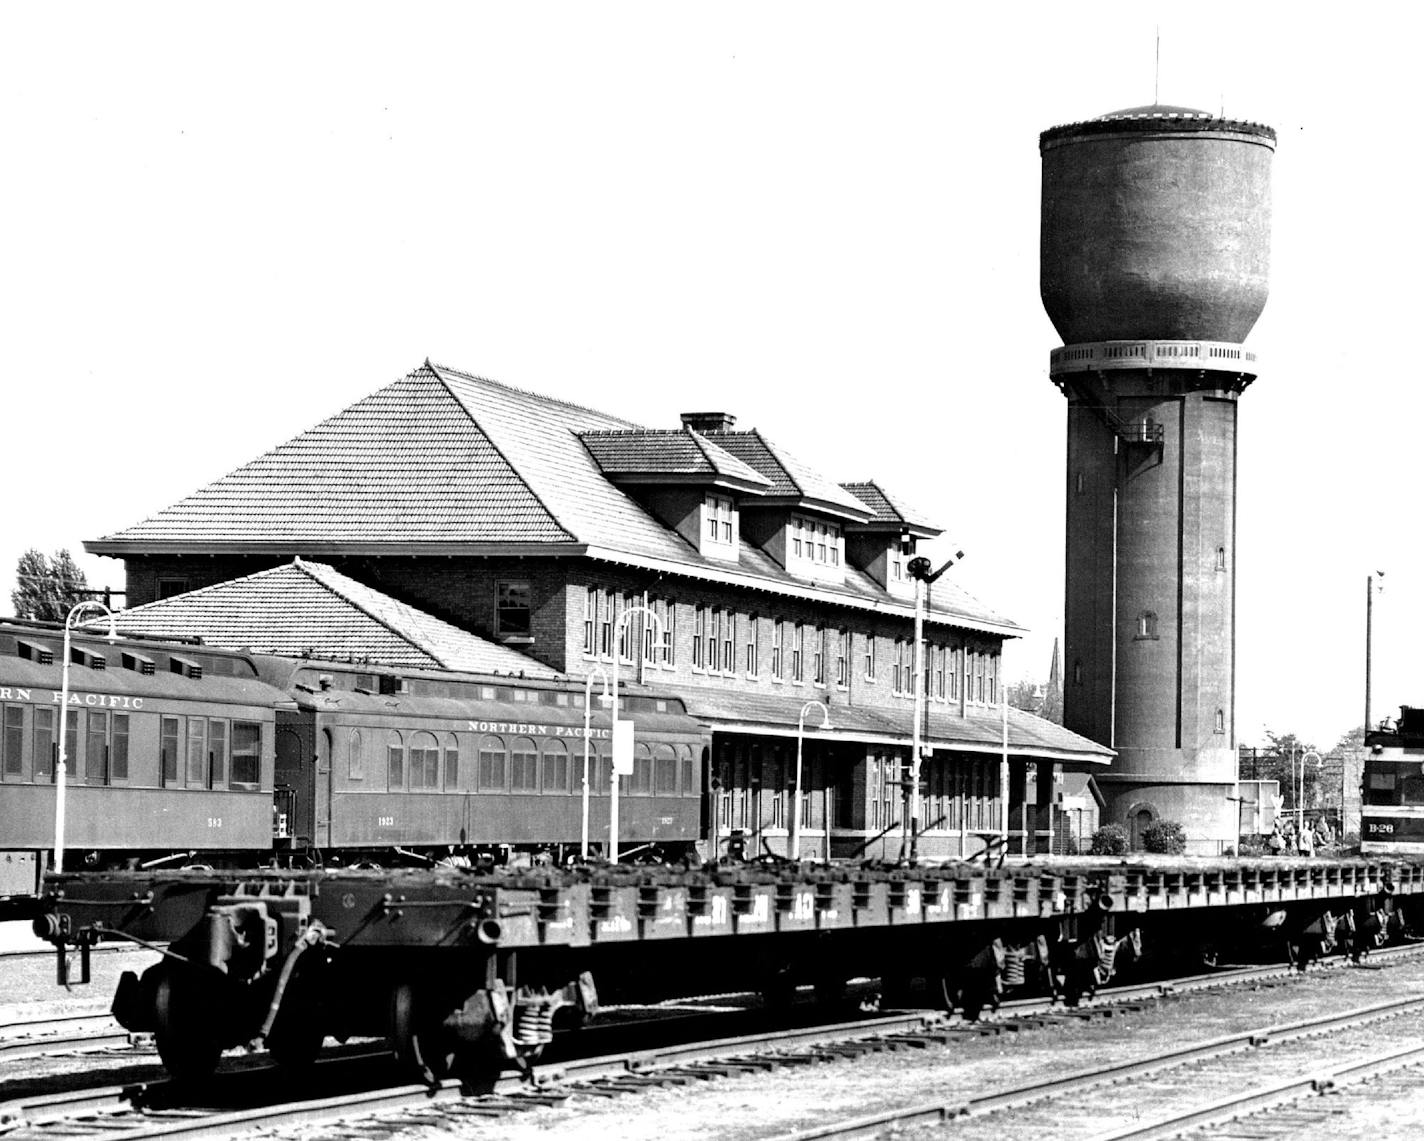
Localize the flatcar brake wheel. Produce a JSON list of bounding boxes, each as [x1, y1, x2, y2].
[[391, 982, 455, 1085], [153, 969, 222, 1083]]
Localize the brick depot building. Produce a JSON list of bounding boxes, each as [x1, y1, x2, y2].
[[88, 361, 1110, 858]]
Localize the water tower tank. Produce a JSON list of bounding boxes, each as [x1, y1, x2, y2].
[[1040, 106, 1275, 855], [1041, 106, 1275, 346]]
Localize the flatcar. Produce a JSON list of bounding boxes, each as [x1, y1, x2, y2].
[[0, 620, 708, 914], [1361, 705, 1424, 855]]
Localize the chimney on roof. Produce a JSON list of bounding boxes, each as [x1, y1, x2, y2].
[[680, 412, 736, 433]]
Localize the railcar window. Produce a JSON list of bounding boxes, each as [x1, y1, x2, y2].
[[542, 739, 569, 793], [209, 720, 227, 787], [2, 704, 22, 779], [444, 734, 459, 790], [348, 730, 363, 780], [511, 737, 538, 792], [632, 744, 653, 796], [86, 711, 107, 783], [654, 744, 677, 795], [681, 745, 695, 796], [583, 744, 604, 795], [231, 722, 261, 788], [478, 735, 507, 792], [387, 731, 404, 790], [64, 710, 79, 777], [33, 707, 53, 782], [112, 714, 129, 782], [187, 718, 208, 787], [409, 731, 439, 790], [161, 717, 181, 785]]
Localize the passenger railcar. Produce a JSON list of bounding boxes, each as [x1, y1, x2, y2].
[[0, 621, 287, 904], [0, 620, 710, 912], [252, 656, 707, 863], [1361, 705, 1424, 855]]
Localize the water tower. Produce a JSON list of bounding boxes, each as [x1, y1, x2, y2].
[[1040, 106, 1275, 852]]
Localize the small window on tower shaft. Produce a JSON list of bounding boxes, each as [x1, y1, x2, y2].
[[1136, 611, 1159, 640], [1214, 709, 1226, 734], [1075, 471, 1085, 494], [1072, 660, 1083, 685], [1217, 547, 1227, 571]]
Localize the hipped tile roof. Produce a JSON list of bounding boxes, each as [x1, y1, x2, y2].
[[91, 362, 1020, 636], [580, 428, 771, 488], [99, 559, 556, 676], [839, 480, 942, 534]]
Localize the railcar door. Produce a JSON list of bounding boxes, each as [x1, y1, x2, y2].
[[275, 714, 315, 852], [316, 727, 333, 852]]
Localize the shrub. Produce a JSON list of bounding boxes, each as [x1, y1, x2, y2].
[[1142, 819, 1187, 855], [1088, 824, 1130, 856]]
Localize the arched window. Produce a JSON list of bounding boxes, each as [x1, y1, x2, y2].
[[1216, 546, 1227, 571], [511, 736, 539, 792], [542, 738, 570, 793], [387, 730, 404, 791], [654, 744, 678, 795], [444, 733, 460, 790], [478, 734, 507, 792], [409, 731, 439, 790], [348, 729, 364, 779], [1214, 709, 1226, 734]]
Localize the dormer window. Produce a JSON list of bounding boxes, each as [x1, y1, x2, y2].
[[790, 515, 843, 569], [706, 495, 734, 544]]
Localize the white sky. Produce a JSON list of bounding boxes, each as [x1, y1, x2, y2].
[[2, 3, 1419, 752]]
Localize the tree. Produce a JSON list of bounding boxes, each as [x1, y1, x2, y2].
[[10, 549, 90, 621], [1007, 678, 1041, 714]]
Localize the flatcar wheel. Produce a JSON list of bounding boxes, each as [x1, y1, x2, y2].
[[266, 1018, 326, 1070], [153, 969, 222, 1083], [391, 983, 456, 1085]]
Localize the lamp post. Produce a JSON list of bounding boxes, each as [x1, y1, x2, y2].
[[1365, 571, 1384, 733], [791, 699, 831, 860], [1299, 749, 1323, 836], [581, 664, 612, 859], [609, 604, 663, 863], [55, 600, 118, 874], [905, 547, 965, 861]]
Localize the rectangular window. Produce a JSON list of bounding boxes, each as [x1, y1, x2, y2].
[[707, 607, 722, 670], [478, 745, 506, 791], [32, 707, 53, 781], [599, 589, 614, 657], [654, 751, 677, 794], [111, 714, 129, 782], [583, 586, 598, 655], [208, 720, 226, 787], [86, 710, 107, 783], [692, 605, 706, 670], [745, 616, 759, 677], [617, 592, 636, 663], [511, 743, 539, 792], [836, 629, 849, 687], [864, 635, 876, 681], [187, 717, 208, 786], [231, 722, 261, 788], [792, 623, 805, 683], [387, 741, 404, 789], [65, 709, 80, 777], [495, 580, 531, 637], [988, 655, 997, 705], [445, 746, 459, 790], [722, 612, 735, 675], [659, 598, 675, 665], [632, 752, 653, 795], [812, 627, 825, 686], [2, 705, 23, 779], [892, 641, 904, 694], [542, 748, 569, 793], [772, 621, 784, 679]]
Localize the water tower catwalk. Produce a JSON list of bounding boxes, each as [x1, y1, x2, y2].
[[1039, 106, 1275, 853]]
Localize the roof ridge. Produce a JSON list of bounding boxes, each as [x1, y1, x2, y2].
[[294, 560, 445, 668], [745, 428, 804, 497], [426, 363, 579, 543], [118, 561, 295, 613], [429, 361, 644, 429]]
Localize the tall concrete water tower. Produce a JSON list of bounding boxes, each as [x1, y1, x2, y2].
[[1040, 106, 1275, 853]]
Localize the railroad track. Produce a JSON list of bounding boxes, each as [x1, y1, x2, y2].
[[767, 984, 1424, 1138], [0, 1013, 143, 1062], [5, 945, 1421, 1140]]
